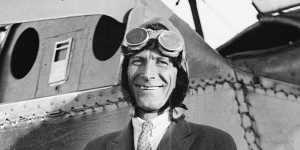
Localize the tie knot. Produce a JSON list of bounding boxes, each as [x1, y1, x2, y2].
[[142, 121, 153, 131]]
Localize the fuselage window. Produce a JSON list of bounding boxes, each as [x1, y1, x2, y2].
[[92, 15, 126, 61], [10, 28, 39, 79], [48, 38, 72, 86]]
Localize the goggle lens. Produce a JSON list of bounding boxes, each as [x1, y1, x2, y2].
[[124, 28, 184, 57], [125, 28, 148, 46], [159, 31, 183, 52]]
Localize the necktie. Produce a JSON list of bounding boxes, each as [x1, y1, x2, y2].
[[137, 121, 153, 150]]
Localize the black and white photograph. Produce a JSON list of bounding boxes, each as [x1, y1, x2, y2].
[[0, 0, 299, 150]]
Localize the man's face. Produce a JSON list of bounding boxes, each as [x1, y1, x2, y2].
[[127, 49, 177, 112]]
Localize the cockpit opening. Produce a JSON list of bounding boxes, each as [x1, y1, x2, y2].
[[218, 17, 300, 56]]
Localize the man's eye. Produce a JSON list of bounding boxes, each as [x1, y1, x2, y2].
[[157, 60, 170, 66], [130, 59, 142, 65]]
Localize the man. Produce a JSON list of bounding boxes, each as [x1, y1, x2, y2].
[[84, 17, 237, 150]]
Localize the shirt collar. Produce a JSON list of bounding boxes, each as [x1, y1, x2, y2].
[[132, 111, 171, 150], [132, 110, 170, 129]]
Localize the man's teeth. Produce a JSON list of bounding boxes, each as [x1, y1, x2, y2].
[[136, 85, 162, 89]]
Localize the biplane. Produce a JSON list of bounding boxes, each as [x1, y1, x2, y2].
[[0, 0, 299, 150]]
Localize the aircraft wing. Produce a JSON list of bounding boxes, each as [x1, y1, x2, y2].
[[253, 0, 300, 14], [0, 0, 135, 24]]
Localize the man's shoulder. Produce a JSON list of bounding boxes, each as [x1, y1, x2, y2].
[[185, 121, 237, 150], [188, 121, 231, 137], [84, 131, 120, 150]]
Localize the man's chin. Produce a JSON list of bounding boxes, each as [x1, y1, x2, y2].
[[136, 101, 163, 111], [135, 105, 159, 114]]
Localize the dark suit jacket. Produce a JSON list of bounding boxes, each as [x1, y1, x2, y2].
[[84, 118, 237, 150]]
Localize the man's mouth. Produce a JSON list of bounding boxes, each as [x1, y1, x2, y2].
[[134, 84, 164, 90]]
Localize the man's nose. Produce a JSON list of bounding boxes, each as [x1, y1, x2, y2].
[[142, 61, 157, 80]]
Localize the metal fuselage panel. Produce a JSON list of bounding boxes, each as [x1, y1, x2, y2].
[[0, 15, 125, 103]]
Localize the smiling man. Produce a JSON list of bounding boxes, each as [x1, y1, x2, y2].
[[128, 49, 177, 113], [84, 17, 237, 150]]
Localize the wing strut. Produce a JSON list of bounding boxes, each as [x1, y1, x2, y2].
[[188, 0, 204, 38]]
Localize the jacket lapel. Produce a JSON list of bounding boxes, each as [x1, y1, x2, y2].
[[107, 119, 195, 150], [158, 119, 195, 150], [109, 122, 134, 150]]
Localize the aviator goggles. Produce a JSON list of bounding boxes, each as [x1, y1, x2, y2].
[[122, 28, 184, 57]]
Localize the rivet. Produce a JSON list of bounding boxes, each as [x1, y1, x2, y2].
[[216, 84, 222, 90], [104, 104, 117, 111], [227, 73, 231, 78], [118, 97, 123, 101], [55, 86, 60, 91], [191, 80, 195, 84], [87, 95, 92, 99], [275, 91, 287, 99], [288, 94, 297, 101], [254, 88, 265, 95], [98, 92, 103, 97]]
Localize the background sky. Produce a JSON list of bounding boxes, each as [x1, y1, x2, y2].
[[0, 0, 258, 48], [162, 0, 258, 48]]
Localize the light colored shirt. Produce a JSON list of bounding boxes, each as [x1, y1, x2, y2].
[[132, 111, 171, 150]]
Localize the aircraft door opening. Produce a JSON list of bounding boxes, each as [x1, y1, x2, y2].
[[49, 38, 72, 86]]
